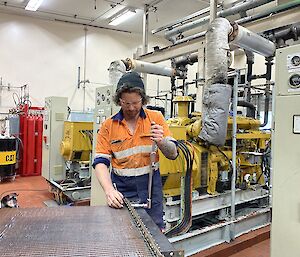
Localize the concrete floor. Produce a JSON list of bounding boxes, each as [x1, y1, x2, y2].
[[0, 176, 270, 257]]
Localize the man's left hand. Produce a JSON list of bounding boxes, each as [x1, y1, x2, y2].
[[150, 122, 164, 143]]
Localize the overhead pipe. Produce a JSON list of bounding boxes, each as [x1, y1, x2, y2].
[[236, 0, 300, 26], [173, 0, 300, 45], [230, 23, 276, 57], [121, 58, 182, 77], [164, 0, 274, 40], [173, 53, 199, 67], [152, 6, 212, 34], [265, 23, 300, 47]]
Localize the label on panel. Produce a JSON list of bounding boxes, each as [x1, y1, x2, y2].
[[293, 115, 300, 134]]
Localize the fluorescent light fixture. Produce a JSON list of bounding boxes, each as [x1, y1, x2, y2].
[[101, 5, 126, 20], [109, 9, 136, 26], [25, 0, 44, 11]]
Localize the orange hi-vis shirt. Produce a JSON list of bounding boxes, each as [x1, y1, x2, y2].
[[94, 108, 172, 177]]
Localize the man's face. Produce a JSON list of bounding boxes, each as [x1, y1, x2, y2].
[[119, 92, 143, 119]]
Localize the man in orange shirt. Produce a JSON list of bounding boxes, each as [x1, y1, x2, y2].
[[93, 72, 178, 229]]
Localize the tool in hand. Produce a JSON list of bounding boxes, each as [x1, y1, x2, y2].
[[131, 122, 157, 209]]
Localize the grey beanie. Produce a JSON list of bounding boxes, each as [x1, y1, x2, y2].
[[117, 72, 144, 91]]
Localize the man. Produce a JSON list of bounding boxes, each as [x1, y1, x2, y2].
[[93, 71, 178, 229]]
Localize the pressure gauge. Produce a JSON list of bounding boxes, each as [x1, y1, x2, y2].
[[291, 55, 300, 67], [289, 74, 300, 88]]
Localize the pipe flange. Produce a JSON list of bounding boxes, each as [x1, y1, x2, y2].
[[229, 21, 239, 42], [124, 58, 133, 71]]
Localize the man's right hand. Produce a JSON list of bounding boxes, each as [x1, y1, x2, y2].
[[105, 188, 124, 208]]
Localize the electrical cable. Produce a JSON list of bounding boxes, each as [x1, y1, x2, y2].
[[165, 140, 193, 237]]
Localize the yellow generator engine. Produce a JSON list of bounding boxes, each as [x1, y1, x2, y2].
[[60, 121, 93, 162], [159, 96, 271, 197], [60, 121, 93, 179]]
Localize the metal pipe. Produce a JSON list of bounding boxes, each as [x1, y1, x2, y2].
[[164, 0, 274, 39], [236, 0, 300, 26], [123, 58, 179, 77], [142, 5, 149, 55], [260, 58, 273, 127], [174, 31, 206, 45], [173, 53, 199, 66], [195, 48, 205, 112], [237, 101, 256, 118], [230, 24, 276, 57], [230, 71, 239, 241], [265, 24, 300, 47], [173, 0, 300, 46], [83, 26, 88, 112], [210, 0, 218, 22], [152, 6, 211, 34], [245, 50, 254, 116], [142, 4, 150, 89]]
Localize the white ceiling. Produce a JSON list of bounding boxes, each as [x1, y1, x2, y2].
[[0, 0, 210, 34]]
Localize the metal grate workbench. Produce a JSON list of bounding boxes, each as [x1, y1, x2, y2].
[[0, 206, 155, 257]]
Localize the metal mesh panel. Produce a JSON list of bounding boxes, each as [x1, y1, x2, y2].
[[0, 206, 154, 256]]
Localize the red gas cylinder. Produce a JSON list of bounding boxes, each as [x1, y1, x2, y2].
[[26, 115, 35, 176], [35, 115, 43, 175], [19, 114, 28, 176]]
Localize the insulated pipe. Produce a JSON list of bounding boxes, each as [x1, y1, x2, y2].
[[164, 0, 274, 39], [199, 18, 233, 146], [205, 18, 232, 86], [230, 24, 276, 57], [108, 60, 126, 87], [122, 58, 180, 77]]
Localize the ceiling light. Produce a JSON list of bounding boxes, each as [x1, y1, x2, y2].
[[101, 5, 126, 20], [25, 0, 44, 11], [109, 9, 136, 26]]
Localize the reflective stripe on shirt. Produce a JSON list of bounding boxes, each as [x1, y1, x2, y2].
[[112, 162, 159, 177], [113, 145, 152, 159]]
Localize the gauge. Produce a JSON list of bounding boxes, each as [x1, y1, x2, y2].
[[289, 74, 300, 88], [291, 55, 300, 66]]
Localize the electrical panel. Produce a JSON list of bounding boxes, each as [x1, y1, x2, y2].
[[90, 86, 119, 206], [42, 96, 68, 181], [271, 44, 300, 257]]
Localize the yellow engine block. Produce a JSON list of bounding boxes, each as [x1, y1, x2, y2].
[[160, 98, 270, 197]]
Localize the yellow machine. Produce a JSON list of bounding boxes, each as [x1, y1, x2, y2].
[[160, 96, 270, 197], [60, 121, 93, 162], [48, 121, 93, 205]]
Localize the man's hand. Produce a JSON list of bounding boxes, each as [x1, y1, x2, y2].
[[150, 122, 164, 143], [105, 188, 124, 208]]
